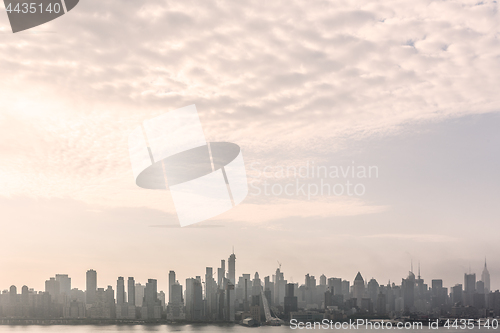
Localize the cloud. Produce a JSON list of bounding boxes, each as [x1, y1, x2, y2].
[[0, 0, 499, 212]]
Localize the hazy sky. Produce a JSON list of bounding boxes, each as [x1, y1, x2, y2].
[[0, 0, 499, 294]]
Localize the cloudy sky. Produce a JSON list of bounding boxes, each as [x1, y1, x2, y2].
[[0, 0, 499, 294]]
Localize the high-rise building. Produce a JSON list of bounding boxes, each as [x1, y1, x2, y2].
[[116, 277, 125, 305], [128, 277, 135, 306], [353, 272, 365, 306], [319, 274, 327, 286], [135, 283, 145, 307], [86, 269, 97, 305], [274, 267, 286, 306], [169, 271, 176, 303], [45, 277, 60, 301], [185, 277, 203, 321], [464, 273, 476, 306], [55, 274, 71, 296], [402, 271, 415, 312], [482, 259, 491, 293], [328, 278, 342, 295], [205, 267, 217, 320], [284, 283, 298, 317], [228, 252, 236, 285], [367, 278, 379, 304], [452, 284, 463, 305], [141, 279, 162, 319], [218, 260, 226, 288], [167, 282, 185, 320], [341, 280, 350, 300]]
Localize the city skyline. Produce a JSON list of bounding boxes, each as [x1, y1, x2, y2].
[[1, 250, 498, 323], [1, 0, 499, 310], [1, 253, 496, 298]]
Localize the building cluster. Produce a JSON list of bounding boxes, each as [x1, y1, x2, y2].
[[0, 254, 499, 323], [0, 271, 165, 321]]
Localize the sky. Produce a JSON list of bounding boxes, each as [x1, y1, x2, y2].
[[0, 0, 499, 294]]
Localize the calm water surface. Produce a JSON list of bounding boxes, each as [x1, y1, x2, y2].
[[0, 324, 492, 332]]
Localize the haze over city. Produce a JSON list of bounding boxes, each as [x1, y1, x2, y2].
[[1, 0, 499, 301]]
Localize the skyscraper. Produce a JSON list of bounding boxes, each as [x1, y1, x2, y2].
[[284, 283, 298, 317], [482, 259, 491, 293], [86, 269, 97, 305], [142, 279, 162, 319], [169, 270, 176, 303], [228, 251, 236, 285], [205, 267, 217, 320], [402, 271, 415, 311], [353, 272, 365, 306], [128, 277, 135, 306], [218, 260, 226, 288], [116, 277, 125, 305], [464, 273, 476, 306]]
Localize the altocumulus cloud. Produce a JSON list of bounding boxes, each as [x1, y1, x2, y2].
[[0, 0, 499, 215]]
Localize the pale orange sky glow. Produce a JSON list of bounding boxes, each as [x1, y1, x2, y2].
[[0, 0, 499, 295]]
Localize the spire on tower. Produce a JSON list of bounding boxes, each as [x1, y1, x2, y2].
[[418, 261, 421, 279]]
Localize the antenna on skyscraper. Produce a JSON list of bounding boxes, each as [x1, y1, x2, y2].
[[232, 246, 234, 254], [418, 261, 421, 279], [277, 261, 282, 270]]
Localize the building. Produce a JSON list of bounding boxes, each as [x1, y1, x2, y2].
[[128, 277, 135, 306], [353, 272, 365, 306], [284, 283, 298, 318], [135, 283, 145, 307], [402, 271, 415, 312], [451, 284, 463, 305], [185, 277, 203, 321], [141, 279, 162, 320], [116, 277, 125, 305], [482, 260, 491, 293], [228, 251, 236, 285], [168, 271, 175, 303], [86, 270, 97, 305], [167, 282, 185, 320], [464, 273, 476, 306], [55, 274, 71, 297]]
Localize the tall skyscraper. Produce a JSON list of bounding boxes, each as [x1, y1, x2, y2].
[[167, 282, 185, 320], [482, 259, 491, 293], [228, 251, 236, 285], [218, 260, 226, 288], [185, 277, 203, 321], [353, 272, 365, 306], [86, 269, 97, 305], [284, 283, 298, 317], [464, 273, 476, 306], [128, 277, 135, 306], [116, 277, 125, 305], [142, 279, 162, 319], [169, 270, 176, 303], [402, 271, 415, 311], [205, 267, 217, 320]]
